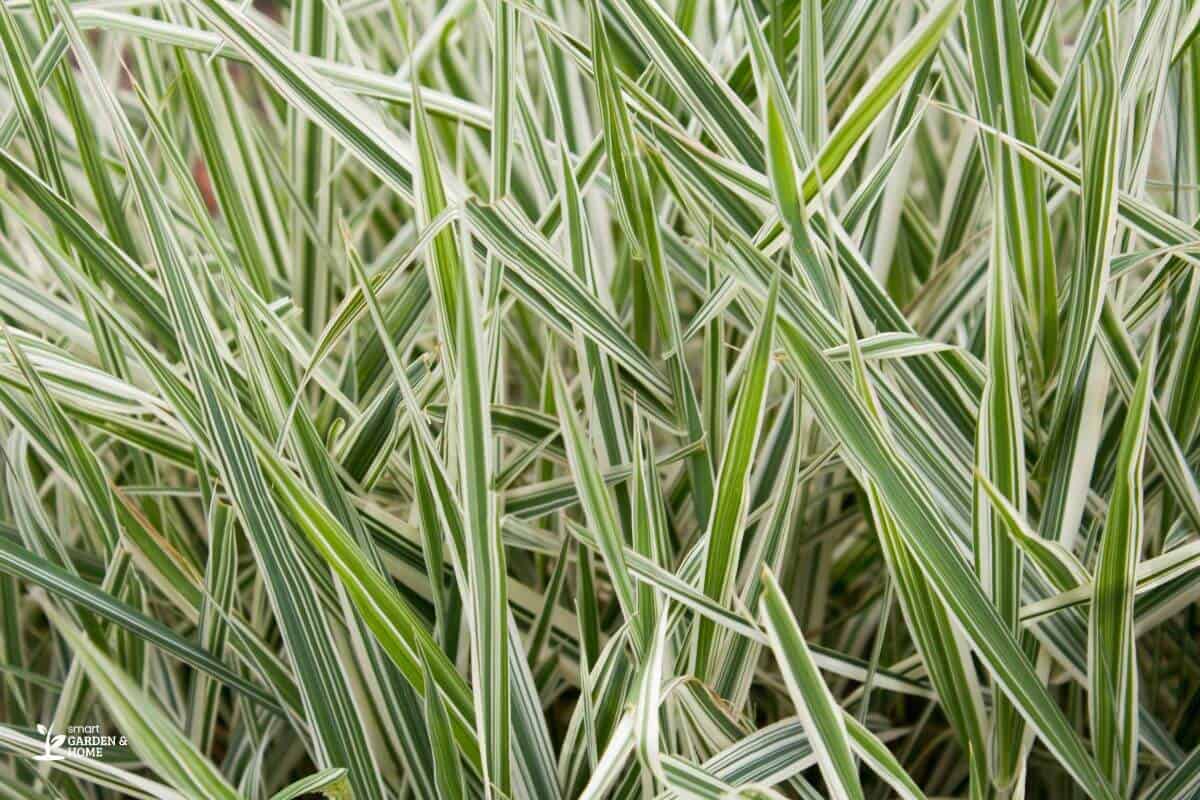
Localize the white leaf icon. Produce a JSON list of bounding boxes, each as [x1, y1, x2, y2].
[[49, 735, 66, 748], [36, 724, 47, 736]]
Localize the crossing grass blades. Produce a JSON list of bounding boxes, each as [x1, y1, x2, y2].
[[1, 0, 1200, 797]]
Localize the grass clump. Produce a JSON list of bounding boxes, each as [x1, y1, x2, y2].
[[0, 0, 1199, 798]]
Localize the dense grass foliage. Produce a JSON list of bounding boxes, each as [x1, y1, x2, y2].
[[1, 0, 1200, 797]]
